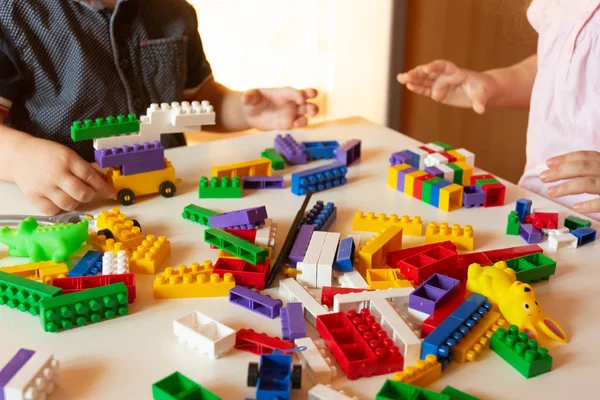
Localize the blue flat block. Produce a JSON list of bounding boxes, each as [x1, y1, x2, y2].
[[301, 141, 340, 160], [68, 250, 102, 277], [430, 180, 452, 208], [396, 167, 418, 192], [403, 150, 420, 169], [291, 162, 348, 196], [334, 237, 355, 272], [449, 293, 489, 321], [571, 227, 596, 246], [515, 198, 532, 222]]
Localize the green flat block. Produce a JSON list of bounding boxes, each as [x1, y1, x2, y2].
[[422, 177, 444, 205], [376, 380, 450, 400], [204, 228, 267, 265], [71, 114, 139, 142], [152, 372, 221, 400], [441, 386, 481, 400], [433, 141, 452, 151], [447, 163, 463, 185], [564, 215, 592, 231], [507, 211, 520, 235], [0, 270, 62, 316], [261, 148, 285, 170], [505, 253, 556, 283], [198, 177, 242, 199], [490, 325, 552, 378], [182, 204, 219, 226], [39, 282, 128, 332], [475, 178, 499, 188]]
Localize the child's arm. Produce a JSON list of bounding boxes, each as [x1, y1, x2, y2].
[[398, 55, 537, 113], [0, 120, 114, 215]]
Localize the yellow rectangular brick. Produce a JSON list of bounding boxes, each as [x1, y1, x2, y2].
[[446, 150, 466, 162], [212, 158, 272, 178], [357, 226, 403, 274], [404, 170, 428, 197], [38, 264, 69, 284], [153, 262, 234, 299], [130, 235, 171, 274], [439, 184, 464, 212], [352, 211, 423, 236], [454, 161, 473, 186], [0, 261, 67, 282], [387, 163, 412, 189], [425, 222, 474, 251], [366, 268, 413, 290], [392, 354, 442, 387], [452, 310, 508, 363]]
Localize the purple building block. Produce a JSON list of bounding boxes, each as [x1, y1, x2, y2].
[[274, 133, 308, 165], [519, 223, 542, 244], [121, 157, 165, 175], [462, 185, 485, 208], [334, 139, 361, 166], [95, 141, 164, 168], [229, 286, 283, 319], [280, 302, 306, 340], [397, 167, 418, 192], [334, 236, 355, 272], [389, 150, 414, 167], [409, 273, 460, 315], [0, 348, 35, 400], [303, 201, 336, 231], [242, 176, 285, 189], [208, 206, 268, 229], [425, 166, 444, 178], [289, 224, 316, 267]]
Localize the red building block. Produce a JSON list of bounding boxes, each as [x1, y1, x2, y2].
[[234, 329, 294, 355], [50, 273, 136, 303], [210, 228, 258, 249], [470, 174, 494, 185], [321, 286, 369, 307], [481, 182, 506, 207], [413, 173, 434, 200], [524, 212, 559, 230], [397, 246, 457, 285], [212, 257, 269, 290], [387, 241, 457, 269], [421, 285, 468, 338], [482, 244, 543, 263], [445, 252, 493, 281], [418, 145, 436, 154], [440, 152, 457, 162]]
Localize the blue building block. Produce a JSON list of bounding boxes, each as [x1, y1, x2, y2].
[[515, 198, 532, 222], [430, 180, 452, 208], [421, 293, 491, 369], [302, 201, 337, 231], [291, 162, 348, 196], [390, 151, 415, 167], [301, 141, 340, 160], [403, 150, 420, 169], [571, 227, 596, 246], [68, 250, 102, 277], [334, 237, 355, 272]]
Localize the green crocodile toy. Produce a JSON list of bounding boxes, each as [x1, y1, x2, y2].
[[0, 217, 89, 263]]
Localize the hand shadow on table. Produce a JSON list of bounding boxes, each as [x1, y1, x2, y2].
[[51, 358, 105, 399]]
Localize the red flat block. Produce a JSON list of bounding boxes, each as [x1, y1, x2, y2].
[[213, 258, 269, 290], [446, 252, 493, 281], [525, 212, 559, 230], [234, 329, 293, 355], [413, 173, 434, 200], [440, 152, 457, 162], [470, 174, 494, 185], [482, 244, 543, 264], [418, 145, 436, 154], [481, 182, 506, 207], [387, 241, 456, 269], [321, 286, 369, 307], [397, 246, 457, 284], [421, 285, 468, 338], [50, 274, 136, 303]]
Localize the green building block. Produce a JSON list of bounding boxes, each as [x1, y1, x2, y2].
[[490, 325, 552, 378], [152, 372, 221, 400], [564, 215, 592, 231], [0, 270, 62, 316], [39, 282, 128, 332], [441, 386, 481, 400], [71, 114, 140, 142], [504, 253, 556, 283], [447, 163, 463, 185], [507, 211, 520, 235], [475, 178, 499, 187], [433, 141, 452, 151], [204, 228, 267, 265], [261, 148, 285, 170], [182, 204, 219, 226], [198, 177, 242, 199], [422, 177, 445, 205], [376, 380, 450, 400]]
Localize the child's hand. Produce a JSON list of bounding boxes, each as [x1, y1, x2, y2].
[[241, 87, 319, 130], [9, 136, 114, 215], [541, 151, 600, 213], [397, 60, 497, 114]]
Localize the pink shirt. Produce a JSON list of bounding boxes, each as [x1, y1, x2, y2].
[[524, 0, 600, 220]]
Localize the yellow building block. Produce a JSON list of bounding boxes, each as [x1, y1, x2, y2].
[[108, 159, 178, 199], [454, 161, 473, 186], [446, 150, 466, 163], [387, 163, 412, 189], [212, 158, 272, 178], [130, 235, 171, 274], [425, 222, 474, 251], [0, 261, 67, 282], [404, 170, 428, 197], [161, 261, 214, 280], [357, 226, 403, 274], [352, 211, 423, 236], [87, 232, 128, 256], [153, 272, 235, 299], [392, 354, 442, 387], [95, 207, 143, 250], [439, 184, 464, 212], [366, 268, 413, 290], [38, 264, 69, 284], [452, 310, 508, 363]]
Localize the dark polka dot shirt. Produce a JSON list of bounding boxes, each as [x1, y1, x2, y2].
[[0, 0, 213, 162]]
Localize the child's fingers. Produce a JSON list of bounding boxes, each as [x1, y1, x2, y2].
[[70, 160, 114, 197], [422, 60, 457, 77], [574, 198, 600, 214], [540, 159, 600, 183], [59, 175, 96, 203], [33, 196, 61, 216], [302, 88, 318, 99], [293, 116, 308, 128], [406, 83, 432, 97], [398, 68, 432, 85], [305, 103, 318, 117], [546, 150, 600, 167], [46, 188, 79, 212], [547, 177, 600, 198]]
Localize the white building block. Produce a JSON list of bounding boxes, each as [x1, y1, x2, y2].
[[424, 152, 449, 168], [297, 231, 327, 288], [316, 232, 340, 288], [336, 269, 369, 289], [294, 338, 337, 384], [102, 250, 129, 275], [437, 163, 455, 182], [308, 384, 360, 400], [173, 311, 235, 359], [424, 142, 445, 153], [3, 351, 59, 400], [406, 147, 428, 170], [279, 278, 330, 327], [548, 233, 578, 251], [454, 148, 475, 166], [255, 219, 277, 247], [170, 100, 215, 126], [94, 131, 162, 150], [546, 227, 570, 236], [333, 287, 413, 313]]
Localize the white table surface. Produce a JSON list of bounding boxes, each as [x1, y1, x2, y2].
[[0, 119, 598, 400]]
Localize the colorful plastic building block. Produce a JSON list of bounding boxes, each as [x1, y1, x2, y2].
[[332, 287, 414, 313], [234, 329, 294, 355], [564, 215, 592, 231], [516, 198, 533, 222], [451, 310, 507, 363], [301, 140, 340, 159], [421, 177, 444, 205], [297, 232, 327, 288], [275, 133, 308, 165], [396, 244, 458, 285], [316, 232, 340, 288], [504, 253, 556, 283], [404, 170, 428, 197], [441, 387, 480, 400], [0, 217, 89, 263], [152, 371, 221, 400], [130, 235, 171, 274], [209, 206, 268, 230], [95, 141, 165, 175], [247, 349, 302, 400], [213, 258, 269, 290], [390, 150, 416, 167], [294, 338, 337, 384], [409, 274, 459, 314], [425, 222, 474, 251], [490, 325, 552, 378], [39, 282, 128, 332], [548, 232, 578, 251], [0, 349, 60, 400], [308, 384, 358, 400], [281, 302, 306, 340], [212, 158, 272, 178], [173, 311, 236, 360], [421, 286, 467, 338], [376, 380, 450, 400], [51, 273, 136, 304], [229, 286, 282, 318], [337, 269, 370, 289], [182, 204, 219, 226], [261, 148, 285, 170], [387, 163, 413, 189], [352, 212, 423, 236], [0, 270, 62, 316], [288, 224, 316, 267], [524, 209, 559, 230], [303, 201, 337, 231], [438, 184, 464, 212], [68, 250, 103, 277], [366, 269, 412, 290], [71, 113, 139, 141], [204, 228, 268, 264], [95, 207, 143, 250], [87, 232, 127, 255], [334, 237, 356, 272], [291, 162, 348, 195], [320, 286, 367, 307], [571, 227, 596, 246], [154, 269, 235, 299], [102, 250, 129, 275], [334, 139, 361, 166], [0, 261, 68, 283], [507, 211, 520, 235], [462, 185, 485, 208], [481, 244, 544, 263], [480, 182, 506, 207], [278, 278, 331, 327], [392, 354, 441, 387], [357, 226, 403, 273], [519, 224, 542, 244], [198, 176, 242, 199], [243, 176, 284, 189]]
